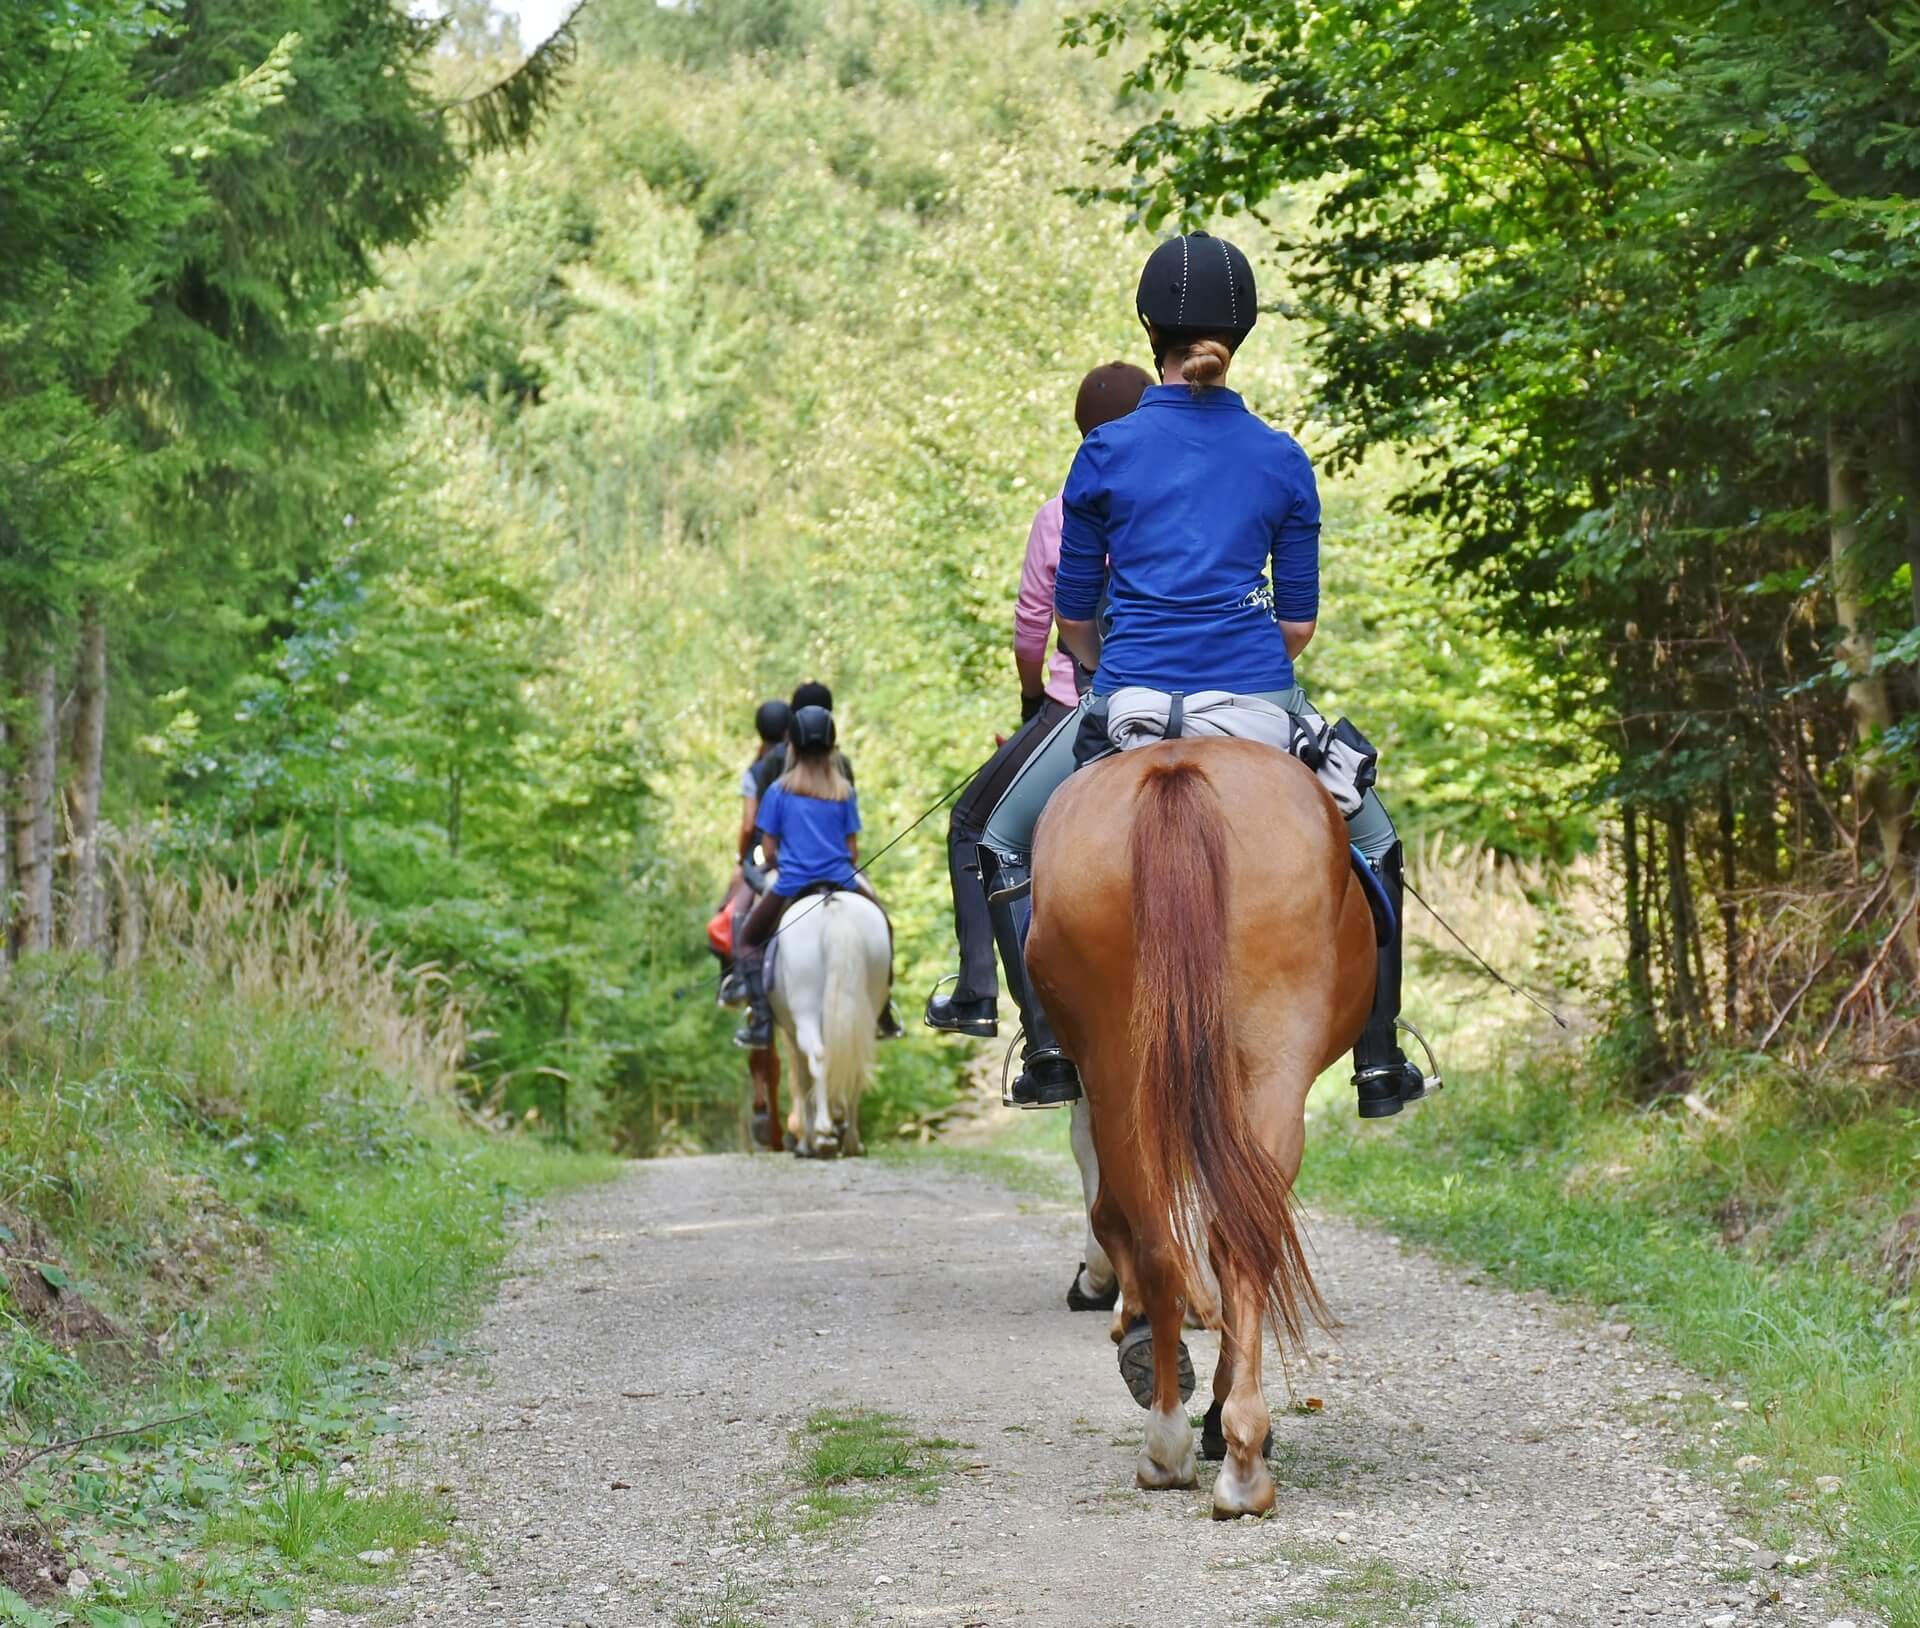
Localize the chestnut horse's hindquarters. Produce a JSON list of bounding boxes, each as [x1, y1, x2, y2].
[[1122, 760, 1329, 1346]]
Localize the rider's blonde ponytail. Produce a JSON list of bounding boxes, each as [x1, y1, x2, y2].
[[782, 746, 852, 803], [1181, 338, 1231, 394]]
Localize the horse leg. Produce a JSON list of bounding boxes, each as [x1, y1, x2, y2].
[[750, 1046, 784, 1153], [1068, 1100, 1119, 1309], [763, 1045, 784, 1152], [1089, 1184, 1141, 1345], [794, 1017, 836, 1157], [1201, 1233, 1234, 1456], [1209, 1267, 1276, 1519], [1133, 1237, 1197, 1491]]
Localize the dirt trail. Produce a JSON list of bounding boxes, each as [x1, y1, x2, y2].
[[376, 1154, 1871, 1628]]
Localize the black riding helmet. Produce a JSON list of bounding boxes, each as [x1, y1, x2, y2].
[[790, 704, 836, 753], [754, 698, 792, 744], [1135, 231, 1258, 363]]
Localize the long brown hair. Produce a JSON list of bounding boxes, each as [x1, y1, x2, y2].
[[780, 745, 851, 803], [1126, 758, 1325, 1342]]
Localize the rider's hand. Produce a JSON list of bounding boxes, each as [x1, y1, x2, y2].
[[1020, 690, 1043, 724]]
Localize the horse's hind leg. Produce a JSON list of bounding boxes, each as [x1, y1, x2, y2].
[[1203, 1233, 1234, 1449], [1209, 1268, 1275, 1518], [1069, 1101, 1118, 1307], [1132, 1235, 1197, 1491], [1089, 1185, 1140, 1345]]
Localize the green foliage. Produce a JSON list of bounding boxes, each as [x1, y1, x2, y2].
[[0, 2, 194, 624], [789, 1407, 951, 1530], [0, 938, 610, 1624], [222, 0, 1574, 1148], [1302, 1063, 1920, 1622], [1071, 0, 1920, 1073]]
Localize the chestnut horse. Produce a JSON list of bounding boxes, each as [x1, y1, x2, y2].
[[1027, 738, 1375, 1518]]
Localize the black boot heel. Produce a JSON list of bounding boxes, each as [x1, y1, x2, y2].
[[1067, 1263, 1119, 1312], [1355, 1066, 1409, 1118]]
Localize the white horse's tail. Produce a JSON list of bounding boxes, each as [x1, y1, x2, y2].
[[820, 898, 878, 1130]]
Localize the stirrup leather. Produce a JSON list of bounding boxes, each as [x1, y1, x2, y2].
[[986, 872, 1031, 905]]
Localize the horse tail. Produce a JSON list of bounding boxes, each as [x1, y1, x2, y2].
[[819, 898, 877, 1127], [1127, 759, 1326, 1344]]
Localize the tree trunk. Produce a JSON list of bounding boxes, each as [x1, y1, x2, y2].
[[1828, 419, 1918, 969], [1621, 802, 1665, 1080], [0, 709, 10, 969], [63, 603, 107, 955], [8, 651, 58, 958], [1664, 803, 1703, 1052], [1896, 387, 1920, 641], [1718, 776, 1740, 1034]]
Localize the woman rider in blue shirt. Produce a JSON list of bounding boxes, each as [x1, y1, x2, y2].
[[977, 232, 1430, 1120]]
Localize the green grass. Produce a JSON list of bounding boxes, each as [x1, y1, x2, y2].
[[787, 1408, 954, 1532], [0, 952, 617, 1625], [1299, 1060, 1920, 1626], [1283, 1555, 1471, 1627]]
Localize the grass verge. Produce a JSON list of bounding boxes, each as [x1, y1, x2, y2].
[[788, 1407, 955, 1533], [1300, 1059, 1920, 1625], [0, 951, 616, 1624]]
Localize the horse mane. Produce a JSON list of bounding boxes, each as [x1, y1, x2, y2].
[[1126, 758, 1327, 1344]]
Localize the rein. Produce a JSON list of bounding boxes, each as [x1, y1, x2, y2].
[[671, 754, 993, 1001], [1402, 878, 1571, 1031]]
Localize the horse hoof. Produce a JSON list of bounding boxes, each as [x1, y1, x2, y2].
[[1135, 1455, 1198, 1492], [1067, 1264, 1119, 1312], [1210, 1454, 1276, 1519], [812, 1133, 840, 1159], [1200, 1401, 1274, 1462], [790, 1143, 815, 1159], [1116, 1317, 1194, 1409], [749, 1107, 772, 1150]]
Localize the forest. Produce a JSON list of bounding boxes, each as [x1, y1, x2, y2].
[[2, 0, 1919, 1615]]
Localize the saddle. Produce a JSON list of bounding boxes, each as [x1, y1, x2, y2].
[[1070, 690, 1393, 945]]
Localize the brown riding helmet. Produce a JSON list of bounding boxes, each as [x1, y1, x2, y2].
[[1073, 360, 1155, 437]]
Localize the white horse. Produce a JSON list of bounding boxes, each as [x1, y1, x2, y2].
[[768, 890, 891, 1158]]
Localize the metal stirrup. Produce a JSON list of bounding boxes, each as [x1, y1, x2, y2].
[[1396, 1018, 1444, 1093]]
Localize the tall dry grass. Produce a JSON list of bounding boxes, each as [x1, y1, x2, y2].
[[1399, 835, 1618, 1077], [102, 835, 467, 1100]]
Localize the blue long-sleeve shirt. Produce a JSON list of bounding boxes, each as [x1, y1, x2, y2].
[[1055, 385, 1320, 696]]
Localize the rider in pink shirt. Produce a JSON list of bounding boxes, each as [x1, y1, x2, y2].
[[1013, 498, 1083, 712], [923, 362, 1153, 1062]]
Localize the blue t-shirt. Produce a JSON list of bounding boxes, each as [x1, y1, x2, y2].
[[1055, 385, 1320, 696], [758, 783, 861, 897]]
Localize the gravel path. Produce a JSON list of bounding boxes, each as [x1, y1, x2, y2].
[[371, 1154, 1874, 1628]]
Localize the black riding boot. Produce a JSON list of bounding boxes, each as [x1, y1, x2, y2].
[[1352, 841, 1434, 1118], [924, 985, 999, 1037], [733, 963, 773, 1051], [978, 847, 1081, 1108], [927, 817, 1000, 1037]]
